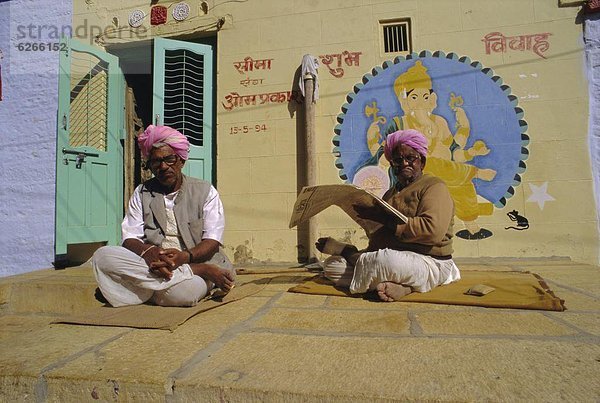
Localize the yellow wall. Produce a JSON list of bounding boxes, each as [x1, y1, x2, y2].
[[73, 0, 598, 265]]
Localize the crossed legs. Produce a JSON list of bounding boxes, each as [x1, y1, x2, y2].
[[316, 237, 414, 302], [92, 245, 232, 307]]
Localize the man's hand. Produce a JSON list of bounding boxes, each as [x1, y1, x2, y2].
[[147, 248, 191, 280], [158, 248, 190, 269], [123, 240, 185, 280], [143, 247, 186, 280], [141, 245, 164, 267], [149, 262, 174, 280], [353, 202, 389, 224], [354, 203, 400, 233]]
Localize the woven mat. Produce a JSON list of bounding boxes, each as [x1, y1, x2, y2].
[[288, 271, 566, 311], [54, 278, 270, 331]]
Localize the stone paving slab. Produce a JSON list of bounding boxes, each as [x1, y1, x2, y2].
[[415, 310, 577, 336], [0, 258, 598, 402], [548, 286, 600, 311], [41, 296, 272, 400], [255, 306, 412, 334], [522, 265, 600, 293], [176, 333, 600, 402]]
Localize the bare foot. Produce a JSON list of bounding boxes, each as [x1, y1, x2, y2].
[[315, 237, 356, 256], [376, 282, 412, 302]]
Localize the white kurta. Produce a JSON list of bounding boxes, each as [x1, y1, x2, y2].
[[121, 184, 224, 244]]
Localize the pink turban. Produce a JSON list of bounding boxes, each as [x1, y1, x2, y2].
[[137, 125, 190, 160], [383, 129, 428, 161]]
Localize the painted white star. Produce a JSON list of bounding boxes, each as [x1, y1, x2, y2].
[[526, 182, 555, 210]]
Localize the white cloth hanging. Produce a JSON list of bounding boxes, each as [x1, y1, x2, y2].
[[299, 54, 319, 102]]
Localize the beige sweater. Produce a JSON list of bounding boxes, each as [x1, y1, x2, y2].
[[368, 174, 455, 257]]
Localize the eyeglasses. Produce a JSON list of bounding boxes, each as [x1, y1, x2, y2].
[[390, 154, 421, 167], [147, 154, 179, 170]]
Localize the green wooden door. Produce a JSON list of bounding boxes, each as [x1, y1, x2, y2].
[[55, 37, 124, 266], [153, 38, 213, 181]]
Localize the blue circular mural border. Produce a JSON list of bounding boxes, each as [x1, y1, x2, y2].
[[332, 50, 529, 209]]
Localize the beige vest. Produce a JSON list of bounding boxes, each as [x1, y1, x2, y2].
[[140, 175, 232, 268]]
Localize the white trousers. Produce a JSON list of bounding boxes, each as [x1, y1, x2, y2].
[[347, 248, 461, 294], [92, 245, 212, 307]]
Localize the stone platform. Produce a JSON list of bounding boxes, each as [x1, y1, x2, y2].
[[0, 257, 598, 402]]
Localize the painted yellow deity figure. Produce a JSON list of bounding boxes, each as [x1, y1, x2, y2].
[[365, 61, 497, 239]]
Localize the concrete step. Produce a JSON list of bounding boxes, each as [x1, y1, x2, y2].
[[0, 266, 100, 315]]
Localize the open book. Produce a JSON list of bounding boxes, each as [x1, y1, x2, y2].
[[289, 184, 408, 236]]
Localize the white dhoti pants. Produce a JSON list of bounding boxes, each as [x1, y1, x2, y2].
[[347, 248, 461, 294], [92, 245, 212, 307]]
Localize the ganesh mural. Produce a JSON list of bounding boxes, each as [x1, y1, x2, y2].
[[333, 51, 529, 240]]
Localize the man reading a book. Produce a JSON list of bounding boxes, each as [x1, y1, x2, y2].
[[316, 129, 461, 301]]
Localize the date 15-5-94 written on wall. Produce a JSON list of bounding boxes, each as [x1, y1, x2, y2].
[[229, 124, 268, 135]]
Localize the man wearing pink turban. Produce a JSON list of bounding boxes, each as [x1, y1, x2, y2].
[[316, 129, 461, 301], [92, 125, 235, 307], [137, 125, 190, 161]]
